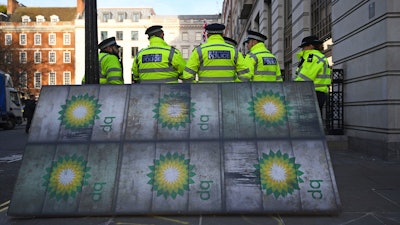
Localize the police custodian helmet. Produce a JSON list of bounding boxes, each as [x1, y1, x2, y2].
[[205, 23, 225, 34], [98, 37, 120, 49]]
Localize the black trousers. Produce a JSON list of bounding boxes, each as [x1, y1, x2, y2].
[[316, 91, 328, 113]]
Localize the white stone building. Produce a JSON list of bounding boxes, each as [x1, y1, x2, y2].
[[222, 0, 400, 160], [75, 8, 220, 84]]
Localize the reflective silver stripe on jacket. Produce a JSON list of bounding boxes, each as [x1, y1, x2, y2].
[[297, 72, 313, 81], [249, 52, 277, 77], [99, 54, 108, 78], [196, 44, 237, 70], [184, 67, 197, 75], [198, 76, 235, 81], [138, 47, 176, 73], [140, 78, 178, 83]]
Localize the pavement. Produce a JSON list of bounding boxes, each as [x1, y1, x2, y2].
[[0, 125, 399, 225]]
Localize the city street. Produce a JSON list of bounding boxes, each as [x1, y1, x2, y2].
[[0, 123, 400, 225]]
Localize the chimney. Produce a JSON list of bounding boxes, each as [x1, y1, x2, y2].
[[7, 0, 20, 15], [77, 0, 85, 17]]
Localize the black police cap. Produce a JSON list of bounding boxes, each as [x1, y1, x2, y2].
[[223, 36, 238, 46], [98, 37, 120, 49], [205, 23, 225, 34], [145, 25, 163, 36], [299, 35, 323, 47], [246, 30, 267, 42]]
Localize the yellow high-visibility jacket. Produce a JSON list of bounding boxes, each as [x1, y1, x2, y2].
[[294, 49, 331, 93], [182, 35, 251, 83], [244, 43, 282, 82], [132, 36, 186, 83], [99, 52, 124, 84]]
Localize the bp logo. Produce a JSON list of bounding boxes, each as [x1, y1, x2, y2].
[[147, 152, 196, 199], [58, 94, 102, 130], [254, 150, 304, 198], [247, 90, 292, 128], [153, 92, 195, 130], [42, 154, 91, 201]]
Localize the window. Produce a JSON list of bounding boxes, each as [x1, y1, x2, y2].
[[63, 71, 71, 85], [195, 32, 202, 41], [49, 33, 56, 45], [34, 33, 41, 45], [116, 31, 123, 40], [131, 31, 138, 41], [21, 15, 31, 23], [101, 31, 108, 41], [20, 72, 27, 88], [117, 12, 126, 22], [20, 34, 26, 45], [182, 32, 188, 41], [63, 33, 71, 45], [5, 34, 12, 45], [182, 47, 189, 59], [64, 51, 71, 63], [34, 52, 42, 63], [102, 12, 111, 22], [5, 52, 12, 64], [49, 52, 56, 63], [50, 15, 59, 23], [49, 72, 56, 85], [20, 52, 27, 64], [36, 15, 45, 23], [131, 47, 138, 57], [311, 0, 331, 41], [34, 72, 42, 88], [132, 13, 140, 22]]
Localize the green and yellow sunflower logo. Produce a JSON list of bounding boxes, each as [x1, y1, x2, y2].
[[254, 150, 304, 199], [58, 94, 102, 130], [147, 152, 196, 199], [42, 154, 91, 201], [153, 92, 195, 130], [248, 90, 292, 128]]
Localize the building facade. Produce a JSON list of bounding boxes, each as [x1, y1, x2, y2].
[[222, 0, 400, 160], [75, 8, 220, 84], [0, 0, 81, 98]]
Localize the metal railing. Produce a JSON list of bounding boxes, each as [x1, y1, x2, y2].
[[325, 69, 344, 135]]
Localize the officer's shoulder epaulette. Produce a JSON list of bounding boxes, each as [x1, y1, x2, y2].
[[307, 54, 314, 62]]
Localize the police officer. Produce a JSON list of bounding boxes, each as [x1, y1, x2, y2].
[[243, 30, 282, 82], [97, 37, 124, 84], [132, 25, 186, 83], [294, 35, 331, 111], [223, 36, 238, 47], [182, 23, 251, 82]]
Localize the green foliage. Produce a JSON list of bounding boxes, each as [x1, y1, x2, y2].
[[0, 5, 6, 14]]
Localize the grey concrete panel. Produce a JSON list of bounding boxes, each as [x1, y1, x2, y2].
[[9, 83, 340, 217], [8, 145, 56, 216]]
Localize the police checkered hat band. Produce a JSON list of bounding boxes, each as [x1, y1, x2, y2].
[[145, 25, 163, 36], [205, 23, 225, 34], [246, 30, 267, 42]]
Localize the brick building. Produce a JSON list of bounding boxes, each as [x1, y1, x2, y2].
[[0, 0, 83, 97]]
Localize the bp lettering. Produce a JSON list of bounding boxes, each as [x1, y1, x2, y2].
[[197, 180, 213, 200], [100, 116, 115, 133], [198, 115, 210, 131], [307, 179, 323, 200], [91, 182, 106, 202]]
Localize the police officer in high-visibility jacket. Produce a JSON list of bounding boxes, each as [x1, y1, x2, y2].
[[182, 23, 251, 82], [294, 35, 331, 111], [243, 30, 282, 82], [98, 37, 124, 84], [132, 25, 186, 83]]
